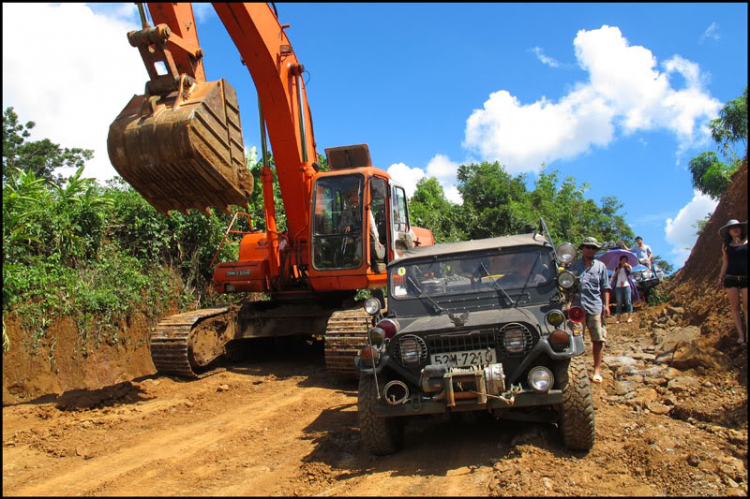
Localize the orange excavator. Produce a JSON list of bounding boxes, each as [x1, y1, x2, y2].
[[107, 3, 433, 378]]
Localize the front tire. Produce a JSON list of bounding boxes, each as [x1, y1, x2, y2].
[[358, 375, 404, 455], [556, 356, 595, 451]]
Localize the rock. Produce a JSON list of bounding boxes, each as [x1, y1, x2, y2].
[[656, 326, 702, 355], [666, 319, 677, 327], [725, 477, 740, 488], [184, 400, 194, 408], [648, 402, 672, 415], [631, 352, 656, 361], [698, 460, 718, 473], [688, 455, 701, 467], [667, 306, 685, 317], [629, 388, 659, 409], [726, 488, 745, 497], [604, 356, 640, 369], [643, 377, 668, 387], [668, 377, 700, 392], [652, 328, 667, 345], [217, 384, 230, 392], [614, 381, 638, 396], [727, 430, 747, 445], [661, 395, 678, 406], [662, 367, 682, 379], [541, 478, 553, 490]]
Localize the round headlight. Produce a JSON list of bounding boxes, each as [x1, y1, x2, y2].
[[546, 310, 565, 327], [502, 325, 528, 354], [528, 366, 554, 392], [557, 270, 576, 289], [556, 242, 577, 265], [364, 297, 381, 315], [398, 335, 427, 366]]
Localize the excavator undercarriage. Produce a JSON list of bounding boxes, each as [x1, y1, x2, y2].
[[149, 298, 371, 379]]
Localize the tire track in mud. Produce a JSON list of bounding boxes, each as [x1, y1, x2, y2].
[[10, 379, 340, 497]]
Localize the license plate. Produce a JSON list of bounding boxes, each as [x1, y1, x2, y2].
[[430, 349, 496, 367]]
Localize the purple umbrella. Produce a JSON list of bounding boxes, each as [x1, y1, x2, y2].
[[597, 249, 638, 271]]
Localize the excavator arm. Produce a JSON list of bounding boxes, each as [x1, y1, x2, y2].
[[109, 2, 316, 242]]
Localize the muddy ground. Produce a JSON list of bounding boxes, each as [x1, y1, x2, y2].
[[2, 304, 747, 497]]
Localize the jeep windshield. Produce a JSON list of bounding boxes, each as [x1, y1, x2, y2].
[[390, 248, 555, 299]]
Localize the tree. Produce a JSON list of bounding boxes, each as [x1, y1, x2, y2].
[[2, 107, 93, 185], [409, 177, 466, 242], [652, 255, 674, 275], [456, 161, 529, 239], [686, 88, 747, 200], [688, 151, 737, 200], [709, 86, 748, 161]]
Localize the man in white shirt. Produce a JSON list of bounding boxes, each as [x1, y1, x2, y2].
[[630, 236, 653, 269]]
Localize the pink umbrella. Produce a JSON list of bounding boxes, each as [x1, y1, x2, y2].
[[597, 249, 638, 271]]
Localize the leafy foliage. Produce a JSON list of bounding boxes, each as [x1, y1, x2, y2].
[[709, 86, 748, 161], [3, 107, 93, 186], [408, 162, 634, 247], [688, 88, 747, 199]]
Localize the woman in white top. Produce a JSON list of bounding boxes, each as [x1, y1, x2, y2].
[[610, 255, 639, 323]]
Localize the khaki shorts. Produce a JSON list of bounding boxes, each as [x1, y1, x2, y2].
[[583, 313, 607, 343]]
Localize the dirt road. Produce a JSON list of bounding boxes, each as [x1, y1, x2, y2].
[[2, 313, 747, 497]]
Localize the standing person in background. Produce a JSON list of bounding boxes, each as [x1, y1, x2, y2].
[[628, 236, 653, 270], [718, 220, 748, 345], [610, 255, 640, 324], [569, 237, 611, 384]]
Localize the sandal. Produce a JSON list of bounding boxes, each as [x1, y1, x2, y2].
[[592, 374, 603, 383]]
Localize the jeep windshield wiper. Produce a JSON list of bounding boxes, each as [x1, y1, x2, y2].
[[407, 276, 445, 314], [479, 262, 516, 306]]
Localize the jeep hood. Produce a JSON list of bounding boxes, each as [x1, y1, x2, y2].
[[397, 308, 539, 335]]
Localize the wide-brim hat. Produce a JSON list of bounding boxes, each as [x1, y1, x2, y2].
[[578, 236, 602, 249], [718, 219, 748, 239]]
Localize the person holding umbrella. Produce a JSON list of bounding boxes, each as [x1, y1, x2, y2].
[[609, 254, 640, 324], [718, 220, 748, 345]]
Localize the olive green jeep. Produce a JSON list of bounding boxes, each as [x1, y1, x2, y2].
[[355, 223, 594, 455]]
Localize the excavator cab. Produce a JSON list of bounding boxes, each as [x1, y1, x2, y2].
[[107, 25, 253, 215]]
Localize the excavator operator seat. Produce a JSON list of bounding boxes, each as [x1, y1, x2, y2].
[[107, 78, 253, 215]]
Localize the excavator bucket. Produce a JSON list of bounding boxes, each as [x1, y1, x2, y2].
[[107, 78, 253, 215]]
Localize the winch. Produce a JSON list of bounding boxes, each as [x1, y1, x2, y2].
[[418, 363, 506, 407]]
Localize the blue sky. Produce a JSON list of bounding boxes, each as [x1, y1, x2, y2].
[[3, 3, 747, 270]]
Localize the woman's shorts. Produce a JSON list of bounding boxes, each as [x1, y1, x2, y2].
[[723, 275, 748, 289]]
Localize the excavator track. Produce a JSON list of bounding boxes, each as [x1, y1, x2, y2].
[[150, 307, 233, 379], [324, 308, 372, 378]]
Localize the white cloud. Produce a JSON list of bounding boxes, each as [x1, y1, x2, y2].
[[664, 189, 718, 266], [426, 154, 463, 204], [3, 4, 147, 183], [387, 155, 464, 204], [464, 25, 722, 174], [700, 22, 720, 43], [387, 162, 425, 198], [530, 47, 561, 68]]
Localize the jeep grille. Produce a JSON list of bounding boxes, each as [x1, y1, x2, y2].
[[427, 329, 497, 355]]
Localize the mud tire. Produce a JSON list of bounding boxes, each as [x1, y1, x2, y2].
[[358, 375, 404, 455], [556, 355, 595, 451]]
